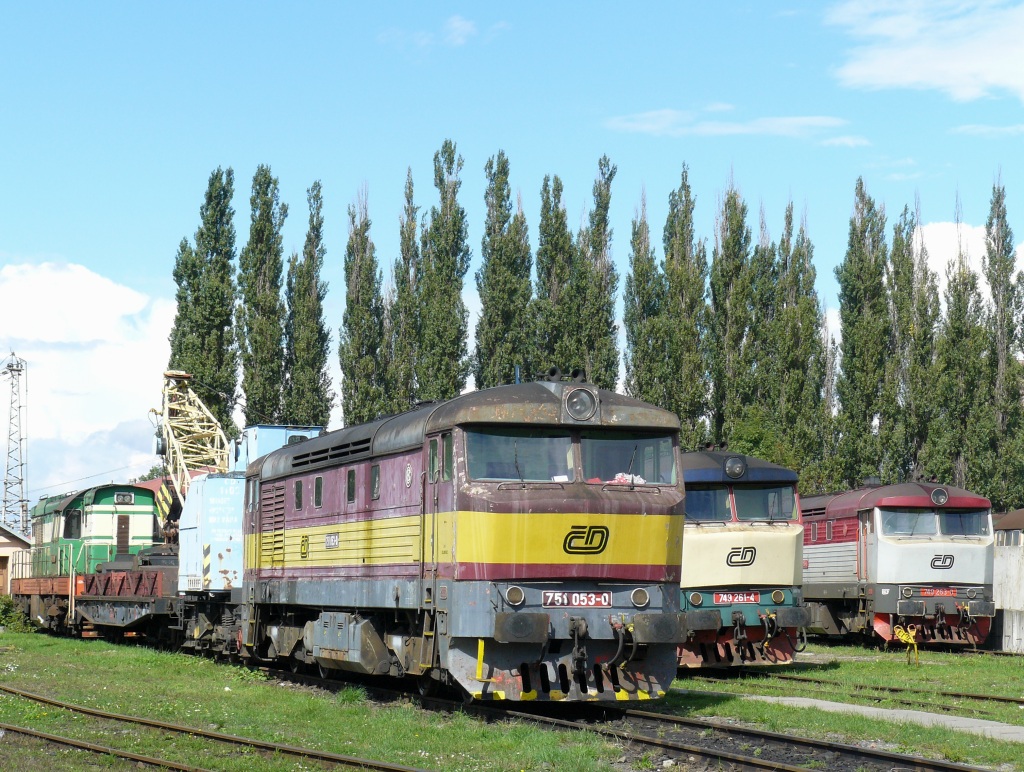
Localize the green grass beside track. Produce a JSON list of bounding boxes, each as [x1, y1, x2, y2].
[[670, 641, 1024, 770], [0, 632, 612, 771]]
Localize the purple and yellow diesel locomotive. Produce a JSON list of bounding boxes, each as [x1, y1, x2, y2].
[[239, 375, 687, 701]]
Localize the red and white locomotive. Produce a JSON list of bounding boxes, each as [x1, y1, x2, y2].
[[800, 482, 995, 646]]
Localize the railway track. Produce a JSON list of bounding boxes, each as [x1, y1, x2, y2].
[[266, 667, 988, 772], [0, 682, 427, 772], [692, 670, 1024, 712], [0, 720, 209, 770]]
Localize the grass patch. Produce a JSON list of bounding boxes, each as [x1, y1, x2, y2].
[[669, 641, 1024, 770], [0, 632, 617, 771]]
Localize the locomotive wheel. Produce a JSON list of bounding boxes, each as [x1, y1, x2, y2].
[[417, 672, 438, 697]]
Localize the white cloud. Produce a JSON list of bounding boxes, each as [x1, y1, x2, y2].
[[0, 262, 173, 495], [606, 109, 845, 138], [827, 0, 1024, 103], [821, 135, 871, 147], [919, 221, 989, 301], [952, 123, 1024, 137], [444, 15, 477, 46]]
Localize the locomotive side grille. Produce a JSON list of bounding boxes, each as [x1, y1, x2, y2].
[[291, 438, 371, 469], [802, 506, 826, 518], [260, 485, 286, 567]]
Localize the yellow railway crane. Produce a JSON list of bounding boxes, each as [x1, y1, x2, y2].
[[151, 371, 229, 542]]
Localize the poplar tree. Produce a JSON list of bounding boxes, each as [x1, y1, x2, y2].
[[168, 167, 239, 436], [744, 210, 779, 412], [984, 178, 1019, 435], [769, 204, 825, 472], [906, 206, 941, 482], [576, 155, 620, 389], [384, 169, 421, 413], [661, 165, 709, 449], [980, 178, 1022, 508], [879, 206, 917, 482], [237, 164, 288, 425], [623, 191, 667, 405], [338, 191, 387, 425], [533, 175, 577, 375], [708, 184, 752, 442], [474, 150, 534, 388], [283, 180, 333, 427], [923, 236, 990, 490], [417, 140, 471, 401], [835, 178, 889, 486]]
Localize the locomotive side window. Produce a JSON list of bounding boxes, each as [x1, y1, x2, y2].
[[811, 522, 818, 541], [429, 439, 439, 481], [63, 509, 82, 540], [371, 465, 381, 500], [826, 520, 833, 540], [347, 469, 356, 503], [442, 433, 453, 482], [294, 480, 303, 511], [314, 476, 323, 508]]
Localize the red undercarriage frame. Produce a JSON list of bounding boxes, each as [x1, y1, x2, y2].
[[678, 626, 800, 668], [874, 613, 991, 646]]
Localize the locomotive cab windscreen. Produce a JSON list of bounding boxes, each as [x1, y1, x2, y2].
[[580, 430, 676, 485], [878, 507, 991, 538], [686, 483, 797, 522], [465, 427, 575, 482]]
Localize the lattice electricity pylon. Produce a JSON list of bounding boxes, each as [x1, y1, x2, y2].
[[2, 353, 28, 537]]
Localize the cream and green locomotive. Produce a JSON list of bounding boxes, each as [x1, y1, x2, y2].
[[10, 484, 160, 631]]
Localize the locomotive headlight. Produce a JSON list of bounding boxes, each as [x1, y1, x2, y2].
[[688, 592, 703, 607], [504, 586, 525, 606], [631, 588, 650, 608], [967, 588, 977, 599], [931, 487, 949, 506], [771, 590, 785, 604], [565, 388, 597, 421], [902, 587, 914, 598], [724, 457, 746, 479]]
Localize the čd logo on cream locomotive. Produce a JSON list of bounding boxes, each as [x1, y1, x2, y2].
[[726, 546, 757, 567], [930, 554, 955, 569], [562, 525, 610, 555]]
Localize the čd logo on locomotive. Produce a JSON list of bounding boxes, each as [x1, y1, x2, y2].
[[931, 554, 955, 569], [726, 546, 757, 567], [563, 525, 610, 554]]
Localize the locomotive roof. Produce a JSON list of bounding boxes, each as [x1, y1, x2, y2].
[[994, 508, 1024, 531], [799, 482, 990, 517], [680, 450, 798, 484], [250, 381, 680, 481], [30, 483, 152, 519]]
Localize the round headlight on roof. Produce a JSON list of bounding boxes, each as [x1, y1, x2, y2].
[[565, 388, 597, 421], [725, 456, 746, 479], [931, 488, 949, 506]]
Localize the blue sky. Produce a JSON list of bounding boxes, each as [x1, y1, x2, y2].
[[1, 2, 1022, 506]]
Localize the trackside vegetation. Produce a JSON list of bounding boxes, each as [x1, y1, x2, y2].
[[0, 631, 615, 771]]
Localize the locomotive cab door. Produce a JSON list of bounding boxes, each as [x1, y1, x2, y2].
[[421, 432, 454, 607], [857, 508, 874, 583]]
